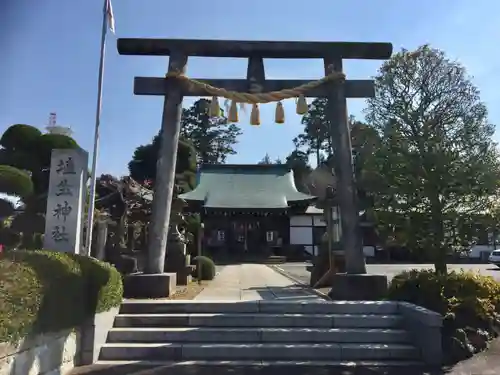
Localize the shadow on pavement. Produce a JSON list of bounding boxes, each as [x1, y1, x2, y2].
[[243, 285, 321, 301]]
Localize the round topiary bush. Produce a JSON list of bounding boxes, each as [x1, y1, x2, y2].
[[0, 165, 34, 198], [0, 124, 42, 151], [36, 133, 80, 166], [192, 255, 216, 281], [0, 250, 123, 343]]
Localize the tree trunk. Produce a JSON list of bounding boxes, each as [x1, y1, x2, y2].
[[112, 193, 128, 251], [117, 211, 127, 250], [434, 250, 447, 274], [430, 195, 447, 274], [127, 224, 136, 251], [316, 139, 321, 166]]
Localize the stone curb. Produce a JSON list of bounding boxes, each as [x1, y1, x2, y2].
[[267, 265, 331, 301]]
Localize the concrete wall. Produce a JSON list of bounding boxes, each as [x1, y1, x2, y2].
[[290, 214, 376, 257], [0, 307, 118, 375], [0, 330, 77, 375], [398, 302, 443, 366]]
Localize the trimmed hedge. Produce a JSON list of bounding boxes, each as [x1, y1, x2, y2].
[[388, 269, 500, 325], [0, 250, 123, 343], [388, 269, 500, 363]]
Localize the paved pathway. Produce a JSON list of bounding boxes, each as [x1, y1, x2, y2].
[[194, 263, 323, 301]]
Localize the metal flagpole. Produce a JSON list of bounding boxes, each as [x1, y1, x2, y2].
[[85, 0, 110, 256]]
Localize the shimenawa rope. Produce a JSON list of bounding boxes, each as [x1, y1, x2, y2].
[[165, 69, 345, 125]]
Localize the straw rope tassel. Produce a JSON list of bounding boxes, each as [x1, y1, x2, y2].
[[296, 94, 308, 115], [250, 104, 260, 126], [275, 102, 285, 124], [228, 100, 239, 123], [209, 96, 220, 117]]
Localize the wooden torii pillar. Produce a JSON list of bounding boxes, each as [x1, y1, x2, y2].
[[117, 38, 392, 279]]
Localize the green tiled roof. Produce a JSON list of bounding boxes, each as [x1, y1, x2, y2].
[[179, 164, 316, 209]]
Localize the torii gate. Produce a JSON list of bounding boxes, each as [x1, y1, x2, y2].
[[117, 38, 392, 296]]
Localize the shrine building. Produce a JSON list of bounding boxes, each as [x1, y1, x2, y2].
[[179, 164, 376, 259]]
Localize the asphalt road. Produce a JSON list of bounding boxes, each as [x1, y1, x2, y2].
[[274, 262, 500, 285]]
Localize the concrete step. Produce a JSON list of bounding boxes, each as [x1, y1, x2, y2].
[[114, 313, 403, 328], [263, 256, 287, 264], [99, 342, 419, 361], [90, 359, 427, 374], [120, 300, 399, 315], [107, 327, 411, 343]]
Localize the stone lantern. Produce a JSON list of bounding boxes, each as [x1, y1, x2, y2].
[[164, 196, 192, 285], [324, 185, 345, 273], [167, 196, 187, 243]]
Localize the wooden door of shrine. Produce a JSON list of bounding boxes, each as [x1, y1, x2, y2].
[[231, 220, 262, 253]]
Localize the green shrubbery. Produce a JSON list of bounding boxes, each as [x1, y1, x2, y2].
[[388, 269, 500, 325], [0, 165, 34, 198], [0, 227, 21, 249], [388, 269, 500, 362], [0, 250, 123, 343], [192, 255, 216, 280]]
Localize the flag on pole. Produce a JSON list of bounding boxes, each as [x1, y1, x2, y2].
[[106, 0, 115, 34]]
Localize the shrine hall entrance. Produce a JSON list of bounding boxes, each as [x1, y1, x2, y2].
[[231, 220, 266, 254], [203, 215, 290, 261]]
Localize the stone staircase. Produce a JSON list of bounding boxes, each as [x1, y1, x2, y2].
[[95, 300, 435, 370]]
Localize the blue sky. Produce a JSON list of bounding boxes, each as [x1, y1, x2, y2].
[[1, 0, 500, 177]]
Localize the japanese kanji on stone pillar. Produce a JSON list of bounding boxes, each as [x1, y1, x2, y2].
[[43, 148, 89, 254]]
